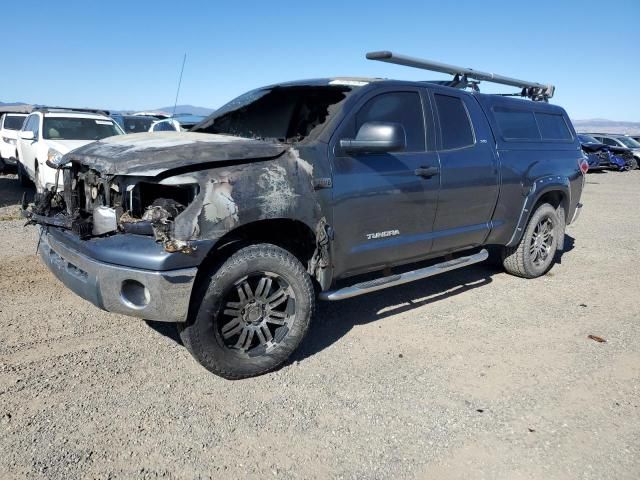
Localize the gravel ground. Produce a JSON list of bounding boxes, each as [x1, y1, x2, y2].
[[0, 170, 639, 479]]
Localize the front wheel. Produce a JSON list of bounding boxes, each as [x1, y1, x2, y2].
[[502, 203, 564, 278], [178, 243, 315, 379], [34, 163, 44, 193]]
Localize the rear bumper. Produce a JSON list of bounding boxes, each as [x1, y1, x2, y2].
[[40, 229, 197, 322]]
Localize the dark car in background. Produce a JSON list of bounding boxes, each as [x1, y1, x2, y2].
[[577, 134, 610, 170], [587, 133, 639, 169], [111, 114, 155, 134], [112, 113, 207, 133], [597, 134, 640, 155]]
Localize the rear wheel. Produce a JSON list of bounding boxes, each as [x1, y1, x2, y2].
[[502, 203, 564, 278], [178, 243, 315, 379]]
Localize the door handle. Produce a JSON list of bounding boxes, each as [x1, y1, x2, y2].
[[414, 166, 439, 178]]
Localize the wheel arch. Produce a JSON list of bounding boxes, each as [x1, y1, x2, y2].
[[506, 177, 570, 248], [188, 218, 326, 317]]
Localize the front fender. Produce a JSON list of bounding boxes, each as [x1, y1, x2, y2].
[[505, 175, 571, 247]]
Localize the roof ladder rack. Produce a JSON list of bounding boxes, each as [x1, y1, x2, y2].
[[366, 51, 555, 101]]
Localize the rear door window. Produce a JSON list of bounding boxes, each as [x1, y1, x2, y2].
[[434, 94, 475, 150], [535, 112, 572, 140], [355, 92, 425, 152]]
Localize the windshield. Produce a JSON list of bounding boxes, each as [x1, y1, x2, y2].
[[192, 85, 353, 143], [123, 116, 153, 133], [3, 115, 27, 130], [578, 134, 600, 144], [616, 136, 640, 148], [43, 117, 123, 140]]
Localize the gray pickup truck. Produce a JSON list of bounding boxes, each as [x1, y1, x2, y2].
[[24, 52, 586, 379]]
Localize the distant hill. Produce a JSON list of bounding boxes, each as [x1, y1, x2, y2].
[[151, 105, 215, 116], [572, 119, 640, 135]]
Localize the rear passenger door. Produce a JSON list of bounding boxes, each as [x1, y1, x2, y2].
[[429, 91, 499, 253], [329, 88, 440, 278]]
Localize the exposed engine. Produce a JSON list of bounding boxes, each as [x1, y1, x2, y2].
[[23, 162, 199, 253]]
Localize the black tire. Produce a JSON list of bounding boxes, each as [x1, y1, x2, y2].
[[17, 160, 32, 187], [628, 156, 639, 170], [555, 205, 566, 252], [34, 163, 44, 193], [502, 203, 564, 278], [178, 243, 315, 379]]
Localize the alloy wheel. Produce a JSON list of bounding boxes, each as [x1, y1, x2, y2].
[[529, 216, 555, 267], [217, 272, 296, 356]]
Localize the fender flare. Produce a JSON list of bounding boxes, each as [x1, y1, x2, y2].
[[505, 175, 570, 247]]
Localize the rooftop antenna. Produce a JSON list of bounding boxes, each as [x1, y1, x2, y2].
[[366, 51, 555, 101], [172, 53, 187, 117]]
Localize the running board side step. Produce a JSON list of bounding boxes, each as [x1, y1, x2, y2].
[[319, 249, 489, 301]]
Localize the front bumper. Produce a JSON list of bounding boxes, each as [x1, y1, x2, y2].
[[0, 142, 17, 164], [40, 229, 197, 322]]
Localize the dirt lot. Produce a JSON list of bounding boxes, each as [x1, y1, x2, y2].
[[0, 170, 639, 479]]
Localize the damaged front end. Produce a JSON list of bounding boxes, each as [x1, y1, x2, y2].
[[22, 161, 200, 254], [22, 129, 333, 294]]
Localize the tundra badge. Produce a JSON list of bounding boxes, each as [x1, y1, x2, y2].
[[366, 230, 400, 240]]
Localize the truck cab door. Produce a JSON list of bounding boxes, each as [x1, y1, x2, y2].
[[429, 91, 500, 253], [328, 88, 440, 279]]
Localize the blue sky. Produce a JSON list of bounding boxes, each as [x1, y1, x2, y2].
[[2, 0, 639, 121]]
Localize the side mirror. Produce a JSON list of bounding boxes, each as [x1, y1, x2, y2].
[[340, 121, 406, 154], [19, 131, 35, 141]]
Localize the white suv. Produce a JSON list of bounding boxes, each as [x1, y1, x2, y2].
[[0, 113, 28, 169], [16, 109, 124, 191]]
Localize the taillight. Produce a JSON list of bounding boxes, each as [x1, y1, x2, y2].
[[579, 158, 589, 174]]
